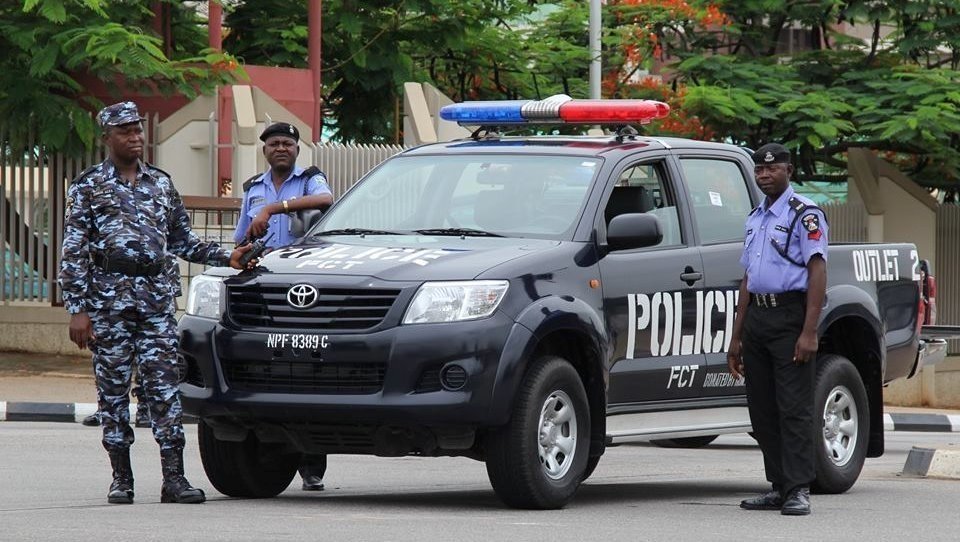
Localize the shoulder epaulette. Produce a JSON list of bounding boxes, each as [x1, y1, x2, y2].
[[303, 166, 322, 178], [69, 164, 99, 185], [145, 162, 172, 179], [242, 173, 263, 192], [748, 206, 761, 216], [787, 196, 808, 214]]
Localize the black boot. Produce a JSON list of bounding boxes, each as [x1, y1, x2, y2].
[[107, 449, 134, 504], [160, 448, 206, 504]]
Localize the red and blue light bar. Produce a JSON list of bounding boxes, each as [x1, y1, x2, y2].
[[439, 94, 670, 125]]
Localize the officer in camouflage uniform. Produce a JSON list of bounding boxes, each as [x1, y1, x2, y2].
[[59, 101, 254, 504]]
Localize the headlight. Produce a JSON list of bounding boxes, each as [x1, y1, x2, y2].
[[403, 280, 510, 324], [186, 275, 224, 319]]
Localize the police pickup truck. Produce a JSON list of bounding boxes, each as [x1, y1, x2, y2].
[[179, 97, 952, 509]]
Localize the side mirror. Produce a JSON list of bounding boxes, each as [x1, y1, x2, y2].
[[607, 213, 662, 251], [290, 209, 325, 238]]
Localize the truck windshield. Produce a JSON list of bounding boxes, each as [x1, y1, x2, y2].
[[313, 154, 599, 240]]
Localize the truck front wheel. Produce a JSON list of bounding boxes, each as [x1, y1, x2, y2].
[[811, 354, 869, 494], [198, 420, 299, 498], [485, 356, 590, 509]]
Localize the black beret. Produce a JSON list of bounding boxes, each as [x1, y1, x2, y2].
[[260, 122, 300, 142], [752, 143, 790, 165]]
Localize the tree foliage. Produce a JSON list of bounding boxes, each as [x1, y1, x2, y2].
[[602, 0, 960, 197], [218, 1, 960, 196], [0, 0, 242, 157]]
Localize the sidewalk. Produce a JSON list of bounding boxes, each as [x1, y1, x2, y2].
[[1, 350, 959, 430]]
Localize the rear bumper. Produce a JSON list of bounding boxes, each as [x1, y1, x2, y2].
[[916, 339, 949, 369]]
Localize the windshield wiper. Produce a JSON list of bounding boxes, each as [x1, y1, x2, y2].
[[413, 227, 504, 238], [312, 228, 402, 237]]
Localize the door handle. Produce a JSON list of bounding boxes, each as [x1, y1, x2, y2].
[[680, 266, 702, 285]]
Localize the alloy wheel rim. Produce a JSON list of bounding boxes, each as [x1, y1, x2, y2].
[[822, 385, 859, 467], [537, 389, 578, 480]]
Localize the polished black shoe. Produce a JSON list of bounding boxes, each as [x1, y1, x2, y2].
[[301, 475, 325, 491], [740, 490, 783, 511], [134, 404, 151, 428], [82, 413, 101, 427], [781, 487, 811, 516]]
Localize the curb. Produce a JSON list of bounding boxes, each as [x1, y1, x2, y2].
[[0, 402, 197, 424], [884, 413, 960, 433], [902, 446, 960, 479], [2, 401, 959, 431]]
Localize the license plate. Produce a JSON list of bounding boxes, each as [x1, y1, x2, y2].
[[265, 333, 329, 351]]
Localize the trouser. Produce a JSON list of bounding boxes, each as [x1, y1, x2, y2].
[[742, 299, 815, 497], [299, 454, 328, 479], [89, 310, 185, 453]]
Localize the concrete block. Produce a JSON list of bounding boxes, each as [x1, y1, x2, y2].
[[903, 445, 960, 479]]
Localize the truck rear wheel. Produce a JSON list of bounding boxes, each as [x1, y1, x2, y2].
[[811, 354, 869, 494], [485, 356, 590, 509], [198, 420, 299, 498]]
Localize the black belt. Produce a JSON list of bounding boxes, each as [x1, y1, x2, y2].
[[750, 291, 805, 308], [92, 253, 164, 277]]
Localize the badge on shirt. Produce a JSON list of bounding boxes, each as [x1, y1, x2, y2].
[[249, 196, 265, 207], [802, 213, 822, 240], [65, 196, 74, 219]]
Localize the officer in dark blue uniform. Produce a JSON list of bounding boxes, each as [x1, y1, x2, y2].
[[60, 101, 254, 504], [235, 121, 333, 491], [727, 143, 828, 516]]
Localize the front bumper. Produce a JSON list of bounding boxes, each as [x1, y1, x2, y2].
[[177, 310, 527, 429]]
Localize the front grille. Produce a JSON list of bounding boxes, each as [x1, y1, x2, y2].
[[227, 284, 401, 330], [223, 360, 385, 394]]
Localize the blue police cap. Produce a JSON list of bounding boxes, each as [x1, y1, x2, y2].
[[752, 143, 791, 165], [260, 122, 300, 142], [97, 101, 145, 129]]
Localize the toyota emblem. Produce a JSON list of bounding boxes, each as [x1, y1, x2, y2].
[[287, 284, 318, 309]]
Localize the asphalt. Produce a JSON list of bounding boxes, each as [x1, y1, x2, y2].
[[1, 349, 960, 431]]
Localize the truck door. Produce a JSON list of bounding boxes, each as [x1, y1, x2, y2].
[[676, 154, 756, 397], [597, 156, 708, 404]]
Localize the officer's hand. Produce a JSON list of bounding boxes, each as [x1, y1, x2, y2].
[[727, 339, 744, 379], [229, 244, 258, 270], [247, 209, 271, 239], [794, 330, 818, 365], [68, 313, 96, 350]]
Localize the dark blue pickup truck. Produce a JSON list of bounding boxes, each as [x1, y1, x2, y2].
[[178, 98, 951, 509]]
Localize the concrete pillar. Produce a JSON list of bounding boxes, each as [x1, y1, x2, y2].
[[232, 85, 258, 197]]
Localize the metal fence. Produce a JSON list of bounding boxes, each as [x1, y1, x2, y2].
[[311, 142, 409, 197], [937, 205, 960, 353]]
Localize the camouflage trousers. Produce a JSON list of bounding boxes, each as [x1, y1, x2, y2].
[[89, 310, 184, 452]]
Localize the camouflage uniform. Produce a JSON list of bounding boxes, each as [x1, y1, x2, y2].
[[60, 156, 228, 452], [60, 103, 230, 506]]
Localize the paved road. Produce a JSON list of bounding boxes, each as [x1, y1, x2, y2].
[[1, 423, 957, 541]]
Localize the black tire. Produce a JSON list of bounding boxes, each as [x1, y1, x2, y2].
[[581, 455, 602, 482], [650, 435, 719, 449], [198, 420, 299, 498], [811, 354, 869, 494], [485, 356, 591, 509]]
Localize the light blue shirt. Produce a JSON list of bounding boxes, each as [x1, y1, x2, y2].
[[740, 185, 828, 294], [235, 166, 333, 248]]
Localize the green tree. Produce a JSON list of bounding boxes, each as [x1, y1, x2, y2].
[[603, 0, 960, 198], [224, 0, 590, 142], [0, 0, 242, 157]]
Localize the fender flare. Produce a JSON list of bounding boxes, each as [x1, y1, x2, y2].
[[487, 296, 610, 424]]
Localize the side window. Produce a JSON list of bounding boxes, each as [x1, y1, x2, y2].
[[604, 161, 682, 247], [680, 158, 752, 244]]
